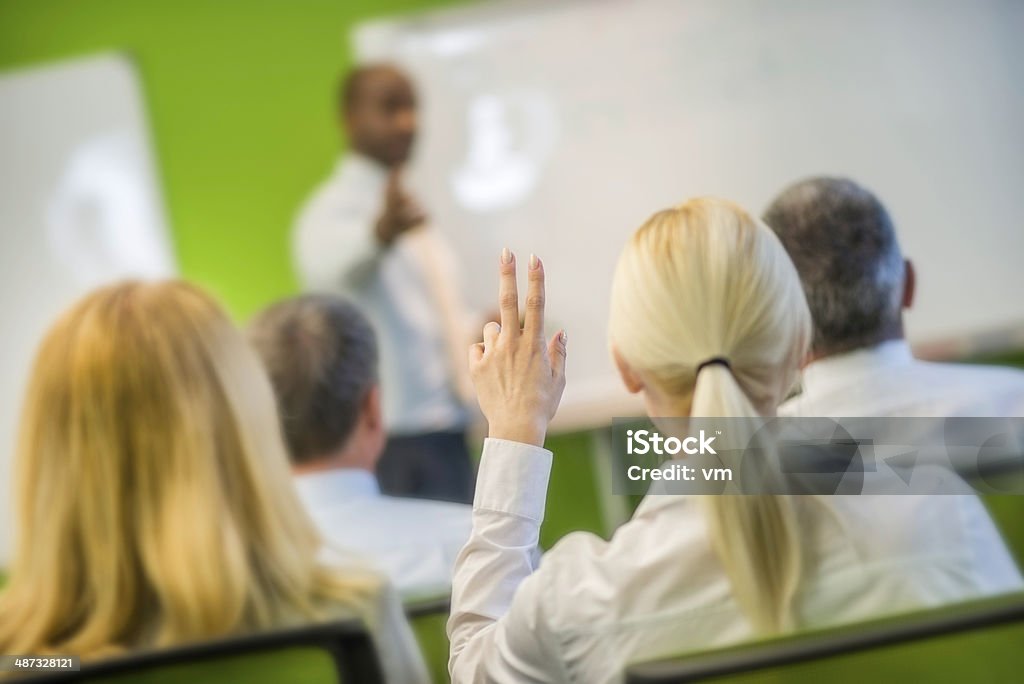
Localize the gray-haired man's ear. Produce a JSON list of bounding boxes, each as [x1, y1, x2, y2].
[[360, 384, 388, 472], [902, 259, 916, 310], [612, 346, 645, 394], [362, 384, 384, 433]]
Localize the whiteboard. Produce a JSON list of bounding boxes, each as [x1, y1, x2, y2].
[[0, 54, 176, 563], [355, 0, 1024, 429]]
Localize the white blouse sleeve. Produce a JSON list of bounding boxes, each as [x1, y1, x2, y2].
[[447, 438, 571, 683]]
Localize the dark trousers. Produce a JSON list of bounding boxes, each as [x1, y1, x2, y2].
[[376, 430, 476, 504]]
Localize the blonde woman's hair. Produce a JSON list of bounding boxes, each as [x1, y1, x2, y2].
[[0, 281, 377, 658], [610, 198, 812, 633]]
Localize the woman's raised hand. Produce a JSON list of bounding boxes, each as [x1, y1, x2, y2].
[[469, 249, 567, 447]]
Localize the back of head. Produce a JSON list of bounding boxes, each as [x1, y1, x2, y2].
[[0, 281, 371, 657], [762, 177, 904, 357], [610, 197, 811, 413], [247, 294, 379, 466], [610, 197, 812, 634]]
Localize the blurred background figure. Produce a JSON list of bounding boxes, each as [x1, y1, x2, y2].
[[293, 63, 477, 504], [0, 281, 427, 682], [249, 293, 472, 600], [764, 177, 1024, 419]]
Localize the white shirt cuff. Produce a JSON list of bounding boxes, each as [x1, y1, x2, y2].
[[474, 438, 553, 523]]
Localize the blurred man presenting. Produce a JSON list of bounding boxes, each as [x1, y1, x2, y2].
[[293, 64, 474, 503]]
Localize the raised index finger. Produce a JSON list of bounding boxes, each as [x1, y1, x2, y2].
[[498, 247, 519, 333], [524, 253, 545, 339]]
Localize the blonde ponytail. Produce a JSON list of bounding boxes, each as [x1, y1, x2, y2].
[[609, 198, 812, 634], [692, 365, 802, 633]]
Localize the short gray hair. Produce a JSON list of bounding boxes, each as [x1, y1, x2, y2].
[[763, 177, 904, 356], [248, 294, 378, 465]]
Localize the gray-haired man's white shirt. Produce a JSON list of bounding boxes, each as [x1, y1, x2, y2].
[[295, 468, 471, 599], [780, 340, 1024, 418]]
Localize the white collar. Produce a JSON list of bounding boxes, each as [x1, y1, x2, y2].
[[800, 339, 915, 398], [293, 468, 381, 508], [336, 151, 388, 186]]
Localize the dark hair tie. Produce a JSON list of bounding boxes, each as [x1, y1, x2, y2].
[[696, 357, 731, 375]]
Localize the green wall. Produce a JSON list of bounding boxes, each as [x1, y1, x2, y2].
[[0, 0, 464, 319]]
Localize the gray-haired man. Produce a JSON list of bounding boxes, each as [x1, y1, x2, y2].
[[248, 294, 471, 599], [764, 177, 1024, 418]]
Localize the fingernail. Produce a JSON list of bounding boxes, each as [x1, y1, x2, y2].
[[501, 247, 512, 264], [529, 253, 540, 270], [560, 330, 568, 344]]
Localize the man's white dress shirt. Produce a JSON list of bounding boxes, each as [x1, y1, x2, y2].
[[447, 439, 1022, 684], [293, 154, 469, 434], [295, 468, 472, 599], [780, 340, 1024, 418]]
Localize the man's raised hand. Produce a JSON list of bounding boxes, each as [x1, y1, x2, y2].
[[375, 168, 426, 246]]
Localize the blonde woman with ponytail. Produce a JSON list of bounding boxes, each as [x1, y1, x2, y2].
[[0, 281, 428, 683], [448, 198, 1020, 683]]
